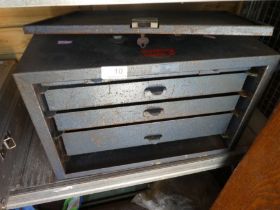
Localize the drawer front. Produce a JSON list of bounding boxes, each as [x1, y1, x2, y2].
[[45, 73, 247, 111], [62, 113, 232, 155], [55, 95, 239, 131]]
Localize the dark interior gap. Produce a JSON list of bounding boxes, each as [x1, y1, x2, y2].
[[65, 135, 226, 174], [224, 66, 266, 148]]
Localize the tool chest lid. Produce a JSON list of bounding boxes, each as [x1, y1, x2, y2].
[[14, 35, 279, 75], [24, 11, 273, 36]]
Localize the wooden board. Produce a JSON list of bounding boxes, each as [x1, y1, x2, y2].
[[0, 7, 79, 27], [211, 104, 280, 209], [0, 27, 32, 55], [0, 60, 16, 90], [0, 7, 79, 60]]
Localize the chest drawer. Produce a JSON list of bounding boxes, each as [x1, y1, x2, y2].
[[45, 73, 247, 111], [62, 113, 232, 155], [54, 95, 239, 131]]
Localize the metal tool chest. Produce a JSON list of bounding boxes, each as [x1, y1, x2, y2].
[[0, 59, 246, 209], [13, 11, 280, 179]]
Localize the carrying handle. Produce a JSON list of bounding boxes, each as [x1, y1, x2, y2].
[[144, 86, 167, 97], [0, 133, 16, 161], [144, 107, 164, 117], [131, 17, 159, 29], [3, 137, 16, 150], [144, 134, 162, 141]]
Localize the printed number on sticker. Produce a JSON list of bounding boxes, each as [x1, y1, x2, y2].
[[101, 66, 128, 80]]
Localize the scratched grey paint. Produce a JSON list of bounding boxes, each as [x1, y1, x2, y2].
[[55, 95, 239, 131], [45, 73, 247, 111], [13, 33, 280, 179], [62, 113, 232, 155], [23, 11, 273, 36]]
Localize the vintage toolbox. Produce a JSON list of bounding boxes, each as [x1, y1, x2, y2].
[[14, 11, 280, 179]]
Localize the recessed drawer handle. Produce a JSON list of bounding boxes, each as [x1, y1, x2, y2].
[[144, 86, 167, 97], [144, 107, 164, 117], [144, 134, 162, 141]]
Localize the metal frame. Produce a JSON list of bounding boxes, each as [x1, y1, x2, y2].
[[228, 64, 277, 148], [14, 52, 279, 179], [7, 149, 244, 209]]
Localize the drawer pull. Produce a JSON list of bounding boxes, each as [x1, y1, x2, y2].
[[144, 134, 162, 141], [144, 86, 166, 97], [0, 132, 16, 161], [144, 107, 164, 117]]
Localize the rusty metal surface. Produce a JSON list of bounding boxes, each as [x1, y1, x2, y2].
[[24, 11, 273, 36]]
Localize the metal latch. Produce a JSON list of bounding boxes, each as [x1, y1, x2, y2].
[[131, 17, 159, 29], [137, 34, 149, 48], [0, 132, 16, 161]]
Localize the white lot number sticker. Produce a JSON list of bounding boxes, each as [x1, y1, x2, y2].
[[101, 66, 128, 80]]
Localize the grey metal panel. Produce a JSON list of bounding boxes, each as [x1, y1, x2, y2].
[[42, 67, 248, 87], [24, 11, 273, 36], [45, 73, 247, 111], [63, 113, 232, 155], [14, 35, 279, 76], [55, 95, 239, 131], [0, 0, 264, 8]]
